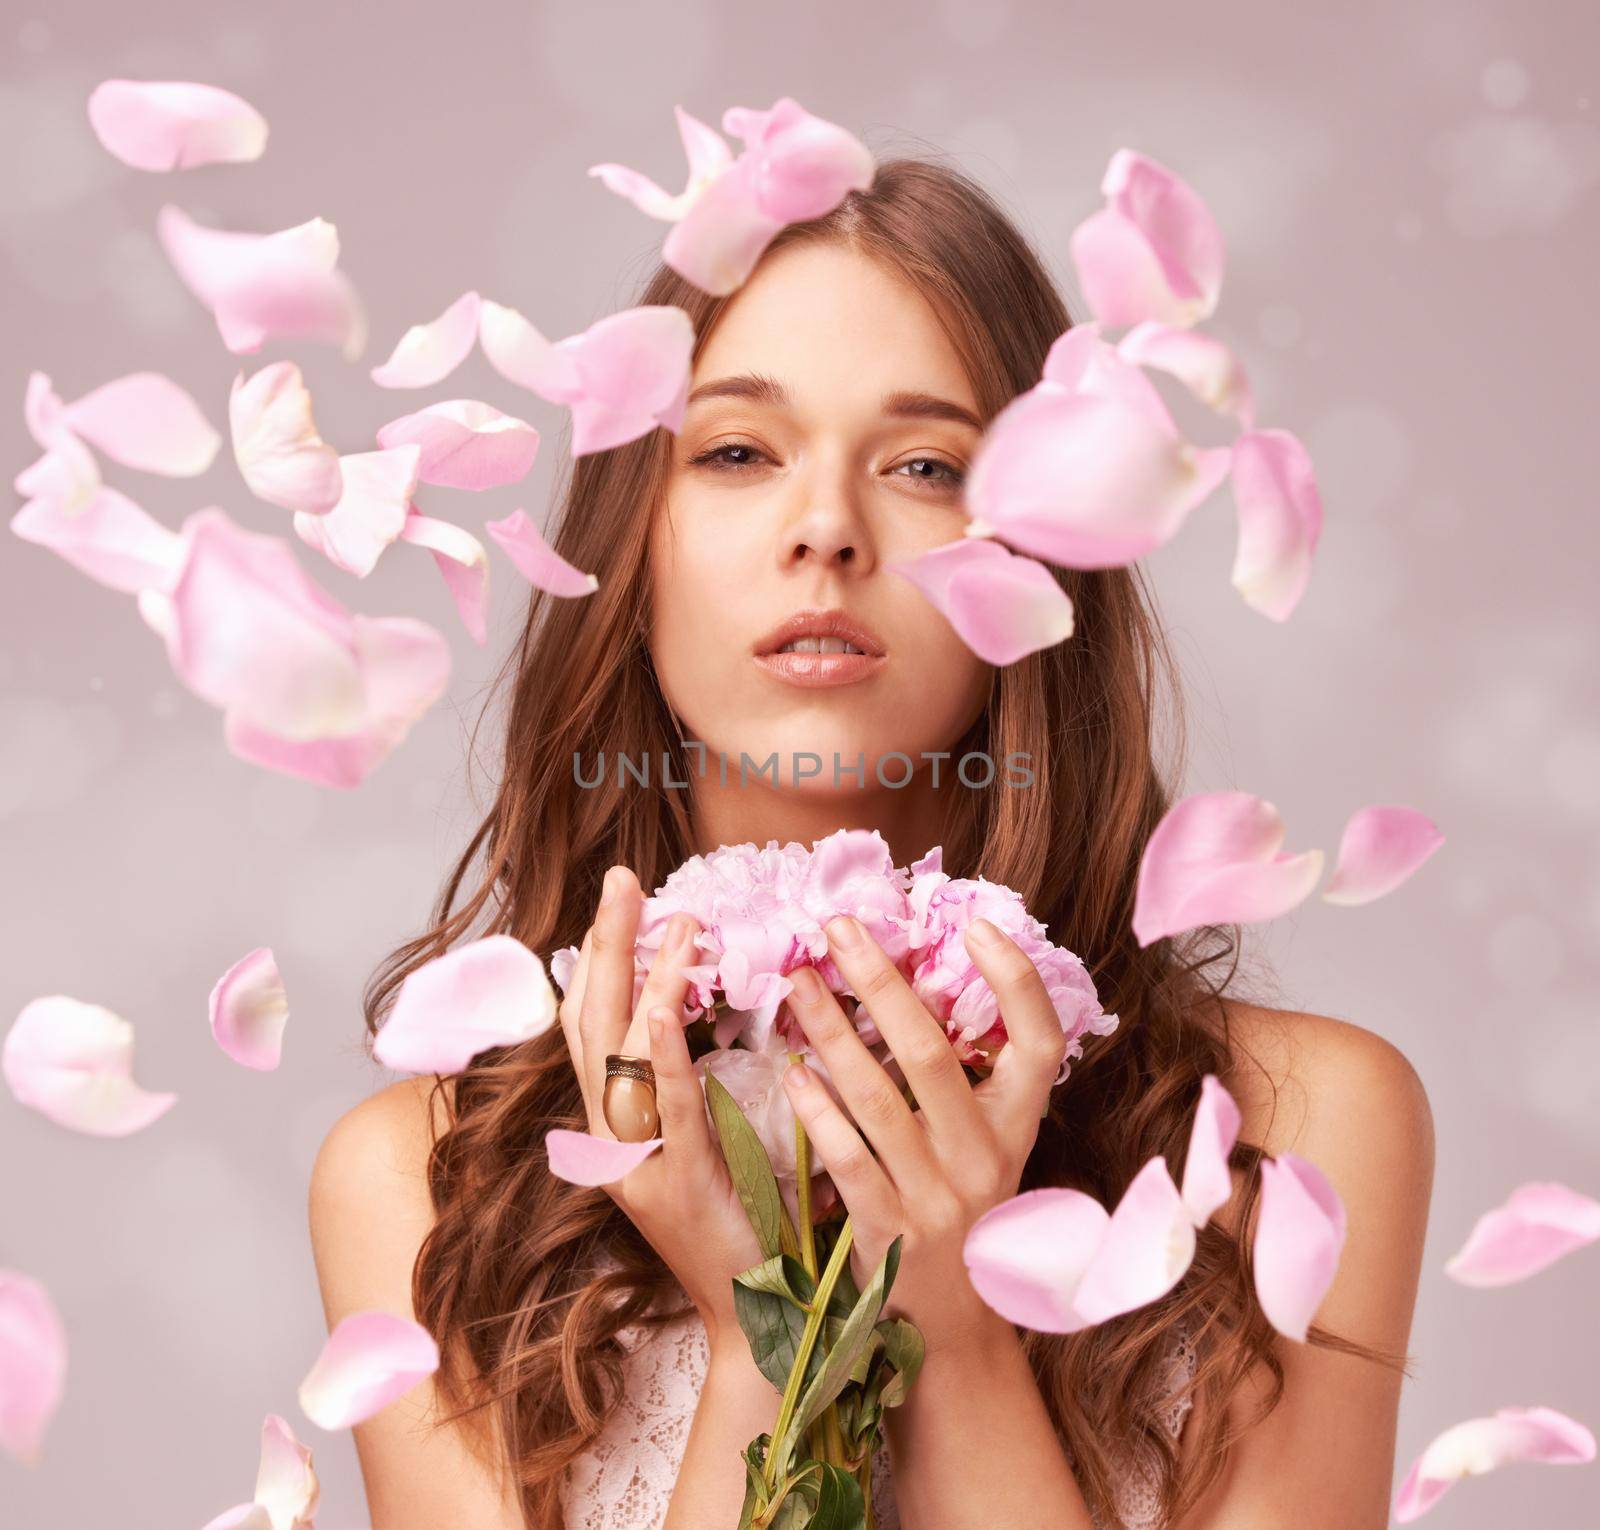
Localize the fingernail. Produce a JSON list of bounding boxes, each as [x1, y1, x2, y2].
[[969, 918, 1000, 946], [789, 965, 822, 1001], [786, 1062, 814, 1090], [826, 915, 863, 951]]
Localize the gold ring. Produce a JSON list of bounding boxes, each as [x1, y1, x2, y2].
[[603, 1053, 660, 1142]]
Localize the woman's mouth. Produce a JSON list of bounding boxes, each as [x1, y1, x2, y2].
[[754, 640, 886, 688]]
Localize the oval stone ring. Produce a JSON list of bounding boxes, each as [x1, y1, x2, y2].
[[603, 1054, 659, 1142]]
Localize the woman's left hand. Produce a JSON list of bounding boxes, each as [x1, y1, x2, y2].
[[780, 913, 1068, 1351]]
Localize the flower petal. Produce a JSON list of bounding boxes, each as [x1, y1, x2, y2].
[[484, 508, 598, 598], [398, 507, 489, 645], [254, 1412, 319, 1528], [1320, 805, 1445, 907], [372, 935, 558, 1074], [1132, 790, 1324, 947], [230, 363, 343, 515], [545, 1127, 665, 1187], [1254, 1152, 1346, 1341], [61, 372, 220, 476], [0, 1270, 67, 1464], [291, 446, 419, 578], [477, 300, 583, 399], [961, 1187, 1110, 1333], [566, 306, 696, 453], [1180, 1074, 1242, 1227], [375, 399, 539, 490], [1229, 428, 1324, 621], [2, 996, 177, 1137], [370, 290, 481, 389], [87, 78, 268, 171], [1115, 322, 1255, 429], [1072, 1157, 1197, 1324], [201, 1504, 272, 1530], [1443, 1182, 1600, 1288], [209, 947, 289, 1071], [297, 1312, 439, 1431], [1393, 1407, 1596, 1522], [10, 484, 187, 594]]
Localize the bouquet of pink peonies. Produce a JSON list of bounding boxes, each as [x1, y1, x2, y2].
[[551, 828, 1118, 1527]]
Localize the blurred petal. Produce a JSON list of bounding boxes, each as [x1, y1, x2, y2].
[[398, 507, 488, 645], [62, 372, 220, 476], [477, 300, 583, 399], [961, 1187, 1110, 1333], [485, 508, 598, 598], [886, 536, 1073, 664], [721, 96, 876, 222], [10, 484, 186, 593], [661, 157, 784, 297], [1393, 1407, 1595, 1522], [587, 103, 732, 221], [1321, 805, 1445, 907], [1116, 322, 1255, 429], [1132, 790, 1324, 947], [370, 290, 481, 389], [1254, 1152, 1346, 1341], [201, 1505, 272, 1530], [1229, 428, 1324, 620], [375, 399, 539, 490], [17, 373, 100, 512], [292, 446, 419, 578], [87, 78, 267, 171], [0, 1270, 67, 1464], [1072, 1157, 1196, 1324], [2, 996, 176, 1137], [372, 935, 558, 1074], [297, 1312, 439, 1431], [566, 306, 696, 453], [1444, 1182, 1600, 1287], [209, 947, 289, 1072], [1180, 1074, 1241, 1227], [545, 1127, 664, 1187], [254, 1413, 319, 1529], [230, 363, 343, 514]]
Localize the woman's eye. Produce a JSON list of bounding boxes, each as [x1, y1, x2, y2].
[[689, 444, 964, 491], [691, 443, 768, 471], [893, 457, 964, 490]]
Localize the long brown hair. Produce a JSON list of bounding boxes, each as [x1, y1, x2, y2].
[[362, 153, 1404, 1527]]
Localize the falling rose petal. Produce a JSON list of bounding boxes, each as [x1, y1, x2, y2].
[[545, 1127, 664, 1187], [477, 300, 583, 399], [1229, 428, 1324, 621], [291, 446, 420, 578], [1321, 805, 1445, 907], [1068, 148, 1225, 329], [297, 1311, 439, 1431], [223, 613, 450, 790], [1444, 1182, 1600, 1288], [14, 430, 102, 515], [1180, 1074, 1242, 1227], [370, 291, 481, 389], [60, 372, 220, 476], [253, 1413, 320, 1528], [886, 537, 1074, 664], [87, 79, 268, 171], [1132, 791, 1324, 947], [1072, 1157, 1196, 1325], [962, 1187, 1111, 1333], [1115, 322, 1256, 429], [2, 996, 177, 1137], [485, 508, 598, 598], [589, 103, 734, 220], [1254, 1152, 1347, 1342], [201, 1506, 273, 1530], [230, 362, 344, 515], [372, 935, 558, 1074], [1393, 1407, 1596, 1522], [375, 399, 539, 490], [10, 485, 187, 594], [398, 508, 489, 645], [209, 947, 289, 1071], [0, 1270, 67, 1464]]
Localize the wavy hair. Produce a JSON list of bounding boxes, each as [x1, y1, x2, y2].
[[361, 153, 1406, 1528]]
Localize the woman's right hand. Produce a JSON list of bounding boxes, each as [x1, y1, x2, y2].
[[556, 863, 766, 1344]]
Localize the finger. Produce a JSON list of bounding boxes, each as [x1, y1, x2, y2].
[[647, 1003, 718, 1176], [781, 1058, 901, 1235], [578, 866, 643, 1133], [618, 914, 701, 1061], [964, 919, 1070, 1158], [558, 929, 595, 1116], [786, 958, 943, 1203]]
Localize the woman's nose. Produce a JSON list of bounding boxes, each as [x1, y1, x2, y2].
[[781, 490, 874, 571]]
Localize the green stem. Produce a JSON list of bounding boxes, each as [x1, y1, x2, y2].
[[790, 1052, 818, 1282]]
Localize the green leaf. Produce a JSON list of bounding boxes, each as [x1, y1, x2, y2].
[[733, 1261, 815, 1394], [875, 1316, 925, 1409], [705, 1071, 796, 1260], [738, 1436, 771, 1530]]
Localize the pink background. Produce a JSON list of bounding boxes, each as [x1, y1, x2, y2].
[[3, 2, 1597, 1525]]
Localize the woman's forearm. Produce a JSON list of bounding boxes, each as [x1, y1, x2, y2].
[[883, 1308, 1095, 1530], [664, 1333, 781, 1529]]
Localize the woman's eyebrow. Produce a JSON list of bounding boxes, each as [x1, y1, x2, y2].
[[684, 372, 982, 432]]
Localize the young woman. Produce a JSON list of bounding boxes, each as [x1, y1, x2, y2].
[[308, 157, 1435, 1529]]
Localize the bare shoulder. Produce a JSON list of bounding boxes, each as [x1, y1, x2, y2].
[[310, 1076, 453, 1225]]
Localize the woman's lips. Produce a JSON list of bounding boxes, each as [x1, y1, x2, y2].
[[752, 650, 887, 687]]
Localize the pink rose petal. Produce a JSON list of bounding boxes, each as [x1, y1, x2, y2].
[[588, 103, 733, 221], [545, 1127, 665, 1187], [297, 1311, 440, 1431], [10, 484, 186, 594], [201, 1506, 272, 1530], [1228, 428, 1324, 621], [291, 446, 420, 578], [370, 291, 481, 389], [254, 1413, 319, 1527], [1180, 1074, 1242, 1227], [209, 947, 289, 1071], [1254, 1151, 1346, 1341], [1321, 804, 1445, 907], [961, 1187, 1110, 1333], [1072, 1157, 1196, 1324], [3, 996, 176, 1137], [230, 363, 343, 515], [87, 78, 267, 171], [1444, 1182, 1600, 1288], [1393, 1406, 1595, 1522], [60, 372, 220, 476], [0, 1270, 67, 1464], [375, 399, 539, 491], [485, 508, 598, 598], [398, 507, 489, 645], [1132, 790, 1324, 947], [477, 300, 583, 399], [372, 935, 558, 1074], [1115, 322, 1255, 429]]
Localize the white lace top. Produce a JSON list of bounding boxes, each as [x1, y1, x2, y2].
[[559, 1259, 1199, 1530]]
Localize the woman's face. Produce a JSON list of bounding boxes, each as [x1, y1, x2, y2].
[[648, 240, 992, 808]]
